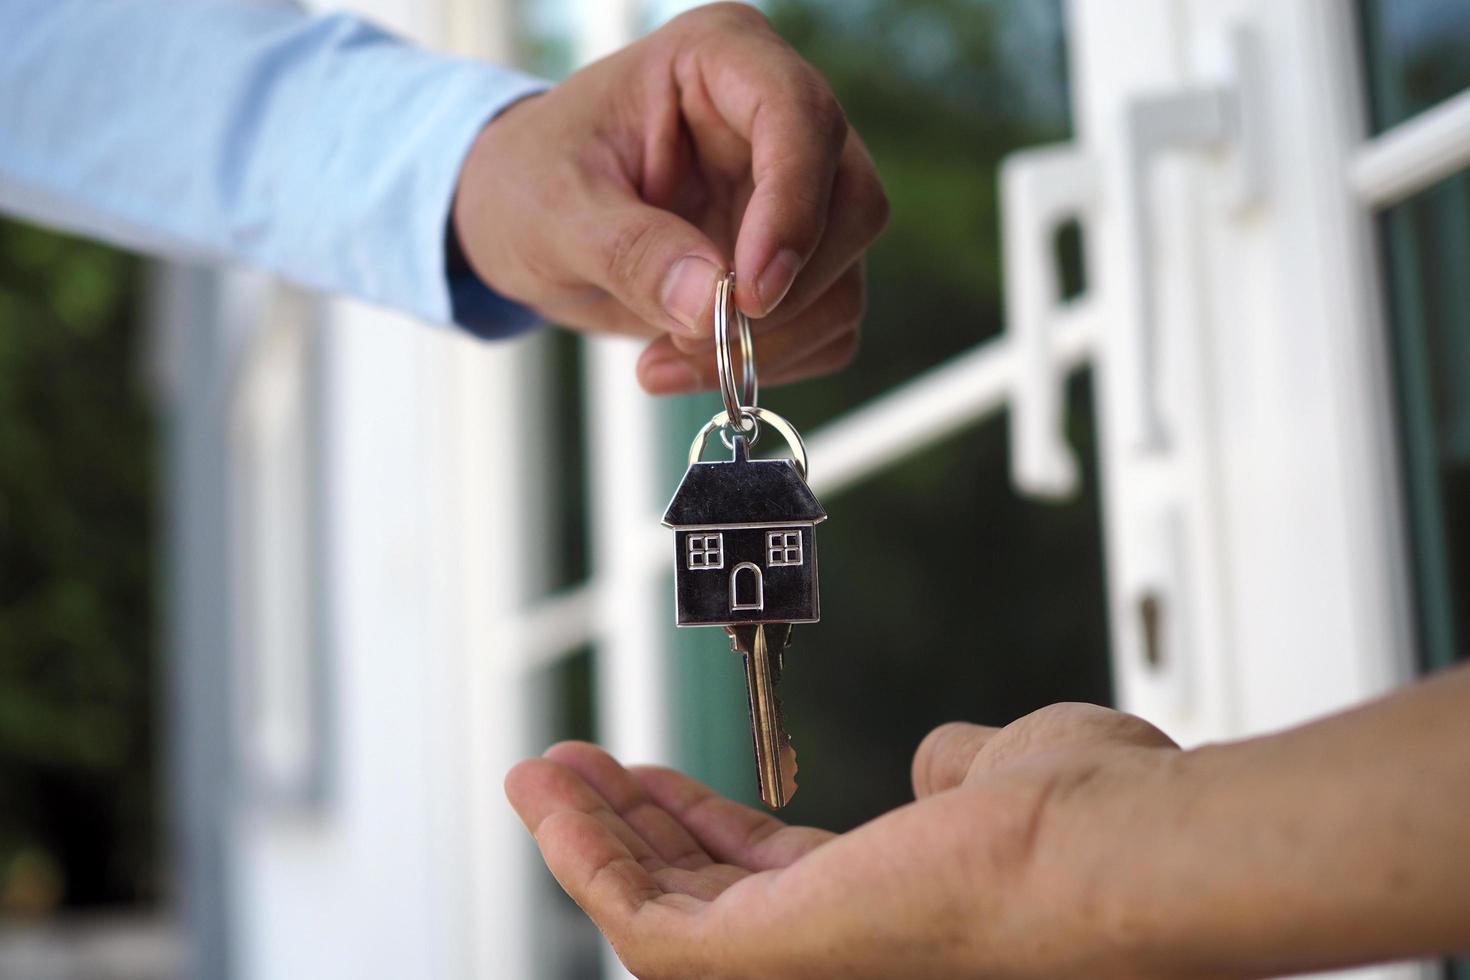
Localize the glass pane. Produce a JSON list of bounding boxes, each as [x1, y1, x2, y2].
[[1359, 0, 1470, 670], [775, 0, 1072, 428], [1378, 174, 1470, 674], [1359, 0, 1470, 132]]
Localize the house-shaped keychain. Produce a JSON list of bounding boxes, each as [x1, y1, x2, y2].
[[663, 437, 826, 627]]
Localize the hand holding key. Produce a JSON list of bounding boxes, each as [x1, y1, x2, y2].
[[453, 3, 888, 393]]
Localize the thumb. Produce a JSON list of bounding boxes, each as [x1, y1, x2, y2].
[[572, 198, 727, 337], [911, 722, 1001, 799]]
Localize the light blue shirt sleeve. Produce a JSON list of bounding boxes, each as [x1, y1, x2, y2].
[[0, 0, 551, 338]]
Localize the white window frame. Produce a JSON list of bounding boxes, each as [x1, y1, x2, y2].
[[228, 281, 331, 810]]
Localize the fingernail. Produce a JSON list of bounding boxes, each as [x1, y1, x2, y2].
[[661, 256, 720, 334], [755, 249, 801, 314], [641, 358, 702, 394]]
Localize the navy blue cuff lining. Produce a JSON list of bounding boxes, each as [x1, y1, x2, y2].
[[444, 214, 542, 339], [450, 271, 544, 339]]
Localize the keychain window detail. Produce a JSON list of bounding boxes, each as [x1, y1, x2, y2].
[[767, 531, 803, 567], [687, 533, 724, 570]]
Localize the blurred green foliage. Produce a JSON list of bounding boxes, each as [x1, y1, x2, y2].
[[0, 220, 157, 911], [776, 0, 1071, 413]]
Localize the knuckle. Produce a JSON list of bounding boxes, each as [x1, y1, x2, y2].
[[791, 78, 848, 150], [599, 217, 661, 291], [830, 269, 867, 327], [853, 168, 891, 237], [917, 721, 956, 765], [774, 175, 832, 229], [1109, 711, 1177, 748], [1024, 701, 1101, 733], [1017, 701, 1176, 749], [824, 326, 861, 372], [763, 71, 845, 155], [681, 1, 767, 32], [513, 238, 569, 303], [973, 768, 1080, 881], [915, 722, 972, 792]]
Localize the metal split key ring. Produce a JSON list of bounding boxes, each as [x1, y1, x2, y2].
[[714, 272, 758, 434]]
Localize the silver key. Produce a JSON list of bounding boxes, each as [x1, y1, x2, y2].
[[727, 622, 797, 808]]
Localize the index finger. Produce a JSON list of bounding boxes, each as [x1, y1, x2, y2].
[[504, 758, 666, 922], [682, 6, 848, 316]]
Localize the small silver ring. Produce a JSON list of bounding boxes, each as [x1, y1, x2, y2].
[[687, 406, 810, 481], [714, 273, 757, 429], [719, 412, 761, 452]]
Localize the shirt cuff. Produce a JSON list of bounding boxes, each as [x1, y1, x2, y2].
[[422, 69, 549, 339], [444, 212, 544, 338]]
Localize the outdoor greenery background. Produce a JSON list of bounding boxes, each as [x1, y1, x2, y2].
[[0, 225, 157, 914]]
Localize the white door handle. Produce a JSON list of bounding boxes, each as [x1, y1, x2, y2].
[[1000, 146, 1099, 499], [1123, 25, 1268, 452]]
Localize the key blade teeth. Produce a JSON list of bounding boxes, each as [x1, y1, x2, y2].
[[758, 723, 798, 809], [777, 737, 798, 807], [772, 687, 798, 808], [758, 752, 796, 808]]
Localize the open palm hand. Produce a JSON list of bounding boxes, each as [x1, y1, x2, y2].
[[505, 704, 1180, 980]]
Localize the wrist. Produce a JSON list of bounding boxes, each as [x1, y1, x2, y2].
[[1093, 744, 1245, 978], [450, 91, 545, 303], [1016, 745, 1215, 980], [1077, 739, 1314, 980], [1110, 684, 1470, 977]]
